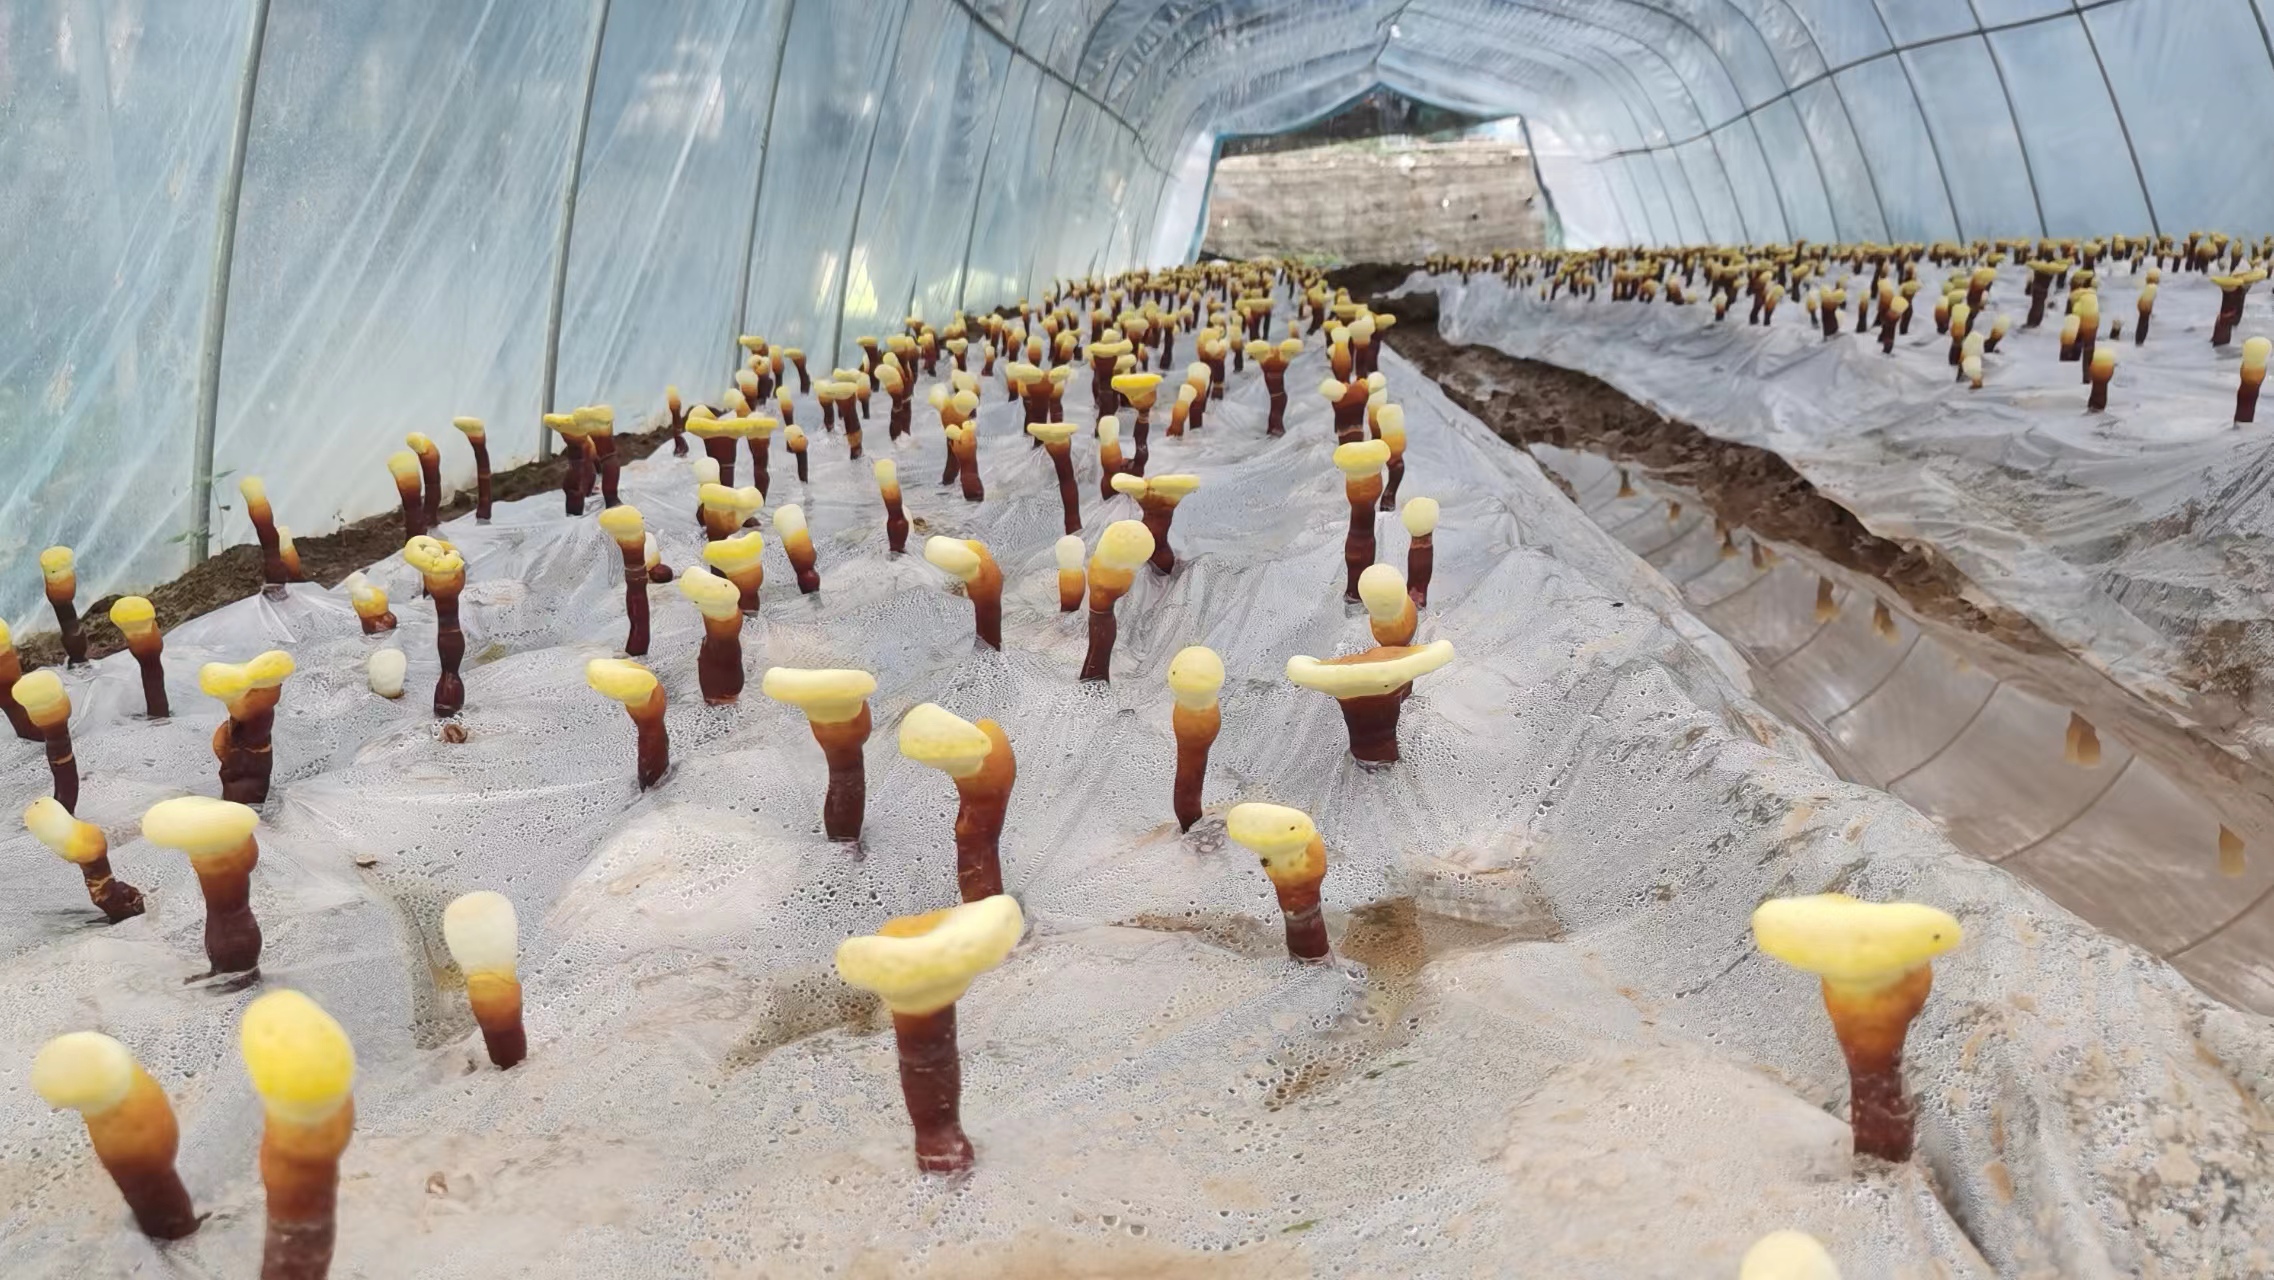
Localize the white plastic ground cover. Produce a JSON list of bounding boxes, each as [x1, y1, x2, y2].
[[1532, 441, 2274, 1016], [1415, 267, 2274, 797], [2, 335, 2270, 1276]]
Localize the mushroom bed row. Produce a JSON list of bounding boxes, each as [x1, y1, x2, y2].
[[2, 259, 2267, 1277]]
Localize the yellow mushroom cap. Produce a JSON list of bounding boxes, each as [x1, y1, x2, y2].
[[585, 657, 659, 704], [403, 536, 464, 577], [452, 416, 485, 437], [697, 481, 739, 509], [897, 702, 995, 777], [760, 667, 877, 723], [31, 1032, 137, 1114], [386, 450, 421, 483], [2244, 336, 2271, 370], [598, 505, 645, 541], [1110, 372, 1163, 398], [543, 412, 578, 432], [442, 890, 518, 976], [405, 431, 437, 456], [2090, 348, 2116, 375], [11, 669, 67, 717], [1750, 893, 1961, 987], [922, 536, 986, 582], [1286, 640, 1455, 698], [1110, 473, 1147, 499], [1093, 519, 1154, 572], [1166, 646, 1225, 708], [1319, 377, 1349, 401], [1401, 497, 1440, 537], [1376, 403, 1406, 436], [346, 573, 387, 610], [773, 504, 808, 538], [239, 990, 356, 1126], [239, 475, 269, 505], [1739, 1229, 1842, 1280], [873, 458, 898, 488], [1357, 565, 1410, 622], [1054, 534, 1086, 572], [702, 530, 765, 574], [1027, 421, 1078, 445], [1098, 415, 1121, 445], [40, 546, 75, 580], [691, 459, 722, 490], [25, 796, 104, 864], [834, 894, 1024, 1016], [687, 411, 726, 438], [676, 565, 742, 618], [108, 596, 156, 630], [1333, 439, 1392, 477], [142, 794, 259, 857], [785, 425, 806, 448], [1279, 338, 1304, 359], [1226, 802, 1316, 857]]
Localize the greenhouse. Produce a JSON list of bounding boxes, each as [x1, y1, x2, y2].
[[3, 1, 2272, 1276]]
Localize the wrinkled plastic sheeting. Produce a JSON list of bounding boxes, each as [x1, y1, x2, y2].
[[2, 333, 2269, 1275], [1417, 268, 2274, 800], [0, 0, 250, 639], [1532, 442, 2274, 1014]]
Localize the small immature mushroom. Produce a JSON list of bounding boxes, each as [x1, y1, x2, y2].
[[387, 450, 427, 539], [703, 530, 766, 613], [1080, 520, 1155, 682], [240, 477, 292, 595], [898, 704, 1016, 902], [598, 506, 651, 656], [786, 424, 809, 483], [948, 421, 984, 502], [443, 891, 526, 1069], [676, 567, 746, 704], [1096, 415, 1126, 501], [1375, 404, 1408, 511], [577, 406, 623, 508], [406, 536, 468, 717], [1814, 575, 1839, 623], [14, 670, 78, 811], [450, 416, 495, 519], [834, 894, 1024, 1174], [1055, 534, 1085, 612], [737, 413, 779, 496], [923, 536, 1003, 651], [762, 667, 878, 842], [109, 596, 169, 719], [345, 572, 396, 635], [665, 386, 688, 456], [38, 549, 94, 671], [26, 796, 146, 921], [2086, 346, 2116, 412], [1110, 472, 1200, 574], [199, 650, 293, 804], [786, 347, 811, 394], [143, 796, 264, 976], [239, 990, 356, 1280], [30, 1033, 198, 1239], [1285, 640, 1456, 765], [2064, 710, 2101, 768], [1334, 440, 1390, 601], [776, 503, 821, 594], [2134, 283, 2157, 346], [406, 431, 444, 525], [1402, 497, 1438, 607], [1740, 1230, 1841, 1280], [1167, 646, 1223, 832], [875, 459, 910, 554], [586, 658, 669, 788], [1028, 421, 1084, 533], [1111, 372, 1163, 475], [1751, 894, 1962, 1162], [1225, 802, 1331, 961], [367, 648, 406, 699], [2238, 336, 2269, 424], [1322, 376, 1371, 443], [1358, 565, 1417, 645], [0, 620, 40, 741]]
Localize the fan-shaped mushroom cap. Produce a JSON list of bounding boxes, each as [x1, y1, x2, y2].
[[1332, 440, 1391, 477], [923, 537, 987, 582], [142, 795, 259, 857], [897, 703, 994, 778], [1750, 894, 1961, 988], [585, 657, 660, 705], [834, 894, 1025, 1016], [1285, 640, 1454, 698], [761, 667, 877, 724]]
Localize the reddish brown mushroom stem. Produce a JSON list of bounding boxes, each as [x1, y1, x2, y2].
[[27, 799, 148, 921], [406, 538, 468, 718], [1167, 647, 1225, 833], [13, 673, 78, 811], [815, 708, 871, 841], [777, 505, 821, 594], [201, 652, 292, 805], [41, 549, 89, 665], [406, 433, 444, 527], [589, 660, 670, 789], [1078, 521, 1153, 682], [678, 569, 745, 705], [144, 797, 266, 976], [1097, 417, 1126, 501], [787, 425, 809, 482], [924, 538, 1003, 651], [585, 410, 623, 508], [949, 722, 1015, 901], [452, 418, 495, 520], [876, 460, 909, 554], [2239, 338, 2269, 423], [240, 479, 291, 597], [1030, 425, 1082, 533], [1227, 805, 1332, 962], [388, 451, 428, 540], [600, 508, 651, 657], [111, 599, 169, 719], [1376, 405, 1408, 512], [1828, 968, 1929, 1160], [953, 425, 984, 502], [666, 388, 689, 456], [893, 1008, 972, 1170], [790, 351, 811, 394], [1335, 442, 1390, 601], [1, 625, 40, 742]]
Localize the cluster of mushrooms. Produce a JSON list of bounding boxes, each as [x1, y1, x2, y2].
[[8, 257, 1957, 1275], [1432, 228, 2274, 420]]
